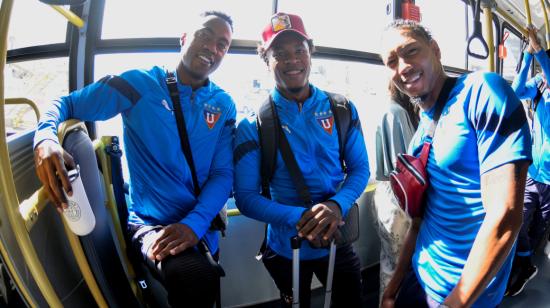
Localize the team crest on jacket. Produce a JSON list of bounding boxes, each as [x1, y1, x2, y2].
[[203, 103, 222, 129], [315, 111, 334, 135]]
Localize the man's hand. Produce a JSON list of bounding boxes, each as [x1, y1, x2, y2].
[[526, 26, 542, 54], [34, 139, 75, 212], [381, 290, 397, 308], [296, 201, 343, 245], [148, 223, 198, 261]]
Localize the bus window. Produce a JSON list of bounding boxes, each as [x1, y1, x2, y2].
[[309, 60, 389, 178], [501, 26, 523, 82], [101, 0, 272, 40], [277, 0, 389, 53], [8, 1, 67, 50], [416, 0, 468, 69], [4, 58, 69, 135]]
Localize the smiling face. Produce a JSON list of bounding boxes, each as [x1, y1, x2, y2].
[[266, 32, 312, 99], [179, 15, 232, 85], [382, 27, 444, 106]]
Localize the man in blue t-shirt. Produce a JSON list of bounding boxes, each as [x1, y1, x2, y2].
[[234, 12, 369, 307], [506, 26, 550, 296], [33, 11, 235, 307], [379, 20, 531, 308]]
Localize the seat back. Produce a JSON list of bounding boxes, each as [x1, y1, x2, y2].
[[61, 124, 141, 307]]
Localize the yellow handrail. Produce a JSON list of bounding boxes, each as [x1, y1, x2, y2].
[[50, 5, 84, 28], [484, 6, 495, 72], [227, 209, 240, 217], [524, 0, 532, 26], [18, 188, 49, 231], [365, 182, 377, 193], [542, 0, 550, 49], [495, 7, 528, 37], [5, 98, 40, 122], [0, 0, 60, 306]]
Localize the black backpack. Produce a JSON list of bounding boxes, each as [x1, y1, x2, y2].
[[257, 91, 352, 198]]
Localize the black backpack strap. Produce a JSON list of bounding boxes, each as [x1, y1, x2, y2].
[[258, 96, 279, 199], [256, 97, 278, 258], [166, 71, 201, 197], [277, 118, 313, 206], [325, 91, 351, 173], [165, 70, 226, 235], [258, 96, 312, 206]]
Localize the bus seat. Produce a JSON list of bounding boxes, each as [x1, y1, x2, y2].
[[60, 121, 141, 308]]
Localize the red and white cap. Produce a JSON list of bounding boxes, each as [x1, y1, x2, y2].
[[261, 12, 310, 49]]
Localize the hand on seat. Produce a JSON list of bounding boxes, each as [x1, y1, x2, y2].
[[34, 139, 75, 212], [149, 223, 199, 261]]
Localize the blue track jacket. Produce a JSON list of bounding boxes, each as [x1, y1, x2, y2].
[[34, 66, 236, 253], [512, 50, 550, 184], [234, 85, 369, 260]]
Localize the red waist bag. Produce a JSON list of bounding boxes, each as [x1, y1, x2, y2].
[[389, 141, 430, 218], [388, 77, 457, 218]]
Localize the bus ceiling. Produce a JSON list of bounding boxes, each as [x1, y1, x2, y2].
[[498, 0, 550, 34]]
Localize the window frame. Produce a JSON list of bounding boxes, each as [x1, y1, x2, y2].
[[499, 21, 526, 81]]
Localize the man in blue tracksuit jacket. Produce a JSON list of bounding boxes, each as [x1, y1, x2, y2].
[[380, 20, 531, 308], [506, 26, 550, 296], [33, 11, 235, 307], [234, 13, 369, 307]]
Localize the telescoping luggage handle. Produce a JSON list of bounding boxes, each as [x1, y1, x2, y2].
[[290, 236, 336, 308]]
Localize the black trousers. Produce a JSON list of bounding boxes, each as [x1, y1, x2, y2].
[[262, 244, 362, 308], [129, 224, 219, 308]]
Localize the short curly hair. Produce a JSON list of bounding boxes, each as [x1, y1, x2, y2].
[[202, 11, 234, 33], [257, 36, 315, 66], [384, 19, 433, 43]]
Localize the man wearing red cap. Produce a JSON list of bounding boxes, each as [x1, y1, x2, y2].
[[234, 12, 369, 307]]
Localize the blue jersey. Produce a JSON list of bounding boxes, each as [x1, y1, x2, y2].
[[234, 85, 369, 260], [409, 72, 531, 307], [34, 66, 236, 253], [512, 50, 550, 184]]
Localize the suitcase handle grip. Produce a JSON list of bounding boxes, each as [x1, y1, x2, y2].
[[290, 236, 302, 249]]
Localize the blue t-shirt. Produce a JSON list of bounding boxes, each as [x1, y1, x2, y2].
[[512, 50, 550, 184], [409, 72, 531, 307], [234, 85, 370, 260], [34, 66, 236, 253]]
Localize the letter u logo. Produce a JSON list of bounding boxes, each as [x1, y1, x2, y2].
[[206, 113, 215, 124], [321, 119, 331, 129]]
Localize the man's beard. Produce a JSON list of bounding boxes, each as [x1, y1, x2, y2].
[[287, 86, 306, 94], [409, 94, 429, 106]]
